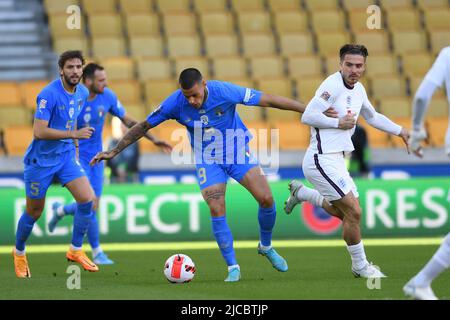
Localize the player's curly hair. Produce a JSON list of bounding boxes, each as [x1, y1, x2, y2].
[[339, 44, 369, 61], [58, 50, 85, 69]]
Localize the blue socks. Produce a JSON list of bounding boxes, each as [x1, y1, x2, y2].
[[71, 201, 93, 248], [87, 213, 100, 250], [258, 202, 276, 247], [63, 202, 77, 216], [211, 216, 237, 266], [15, 212, 36, 251]]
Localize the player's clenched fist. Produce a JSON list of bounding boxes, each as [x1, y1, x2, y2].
[[338, 112, 356, 130], [71, 127, 95, 139]]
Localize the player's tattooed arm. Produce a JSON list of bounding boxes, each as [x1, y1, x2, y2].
[[120, 114, 172, 153], [258, 93, 338, 118], [90, 120, 150, 165]]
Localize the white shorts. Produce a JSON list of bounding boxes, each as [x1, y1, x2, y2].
[[302, 149, 359, 202]]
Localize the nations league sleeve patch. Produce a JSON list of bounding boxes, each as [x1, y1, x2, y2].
[[320, 91, 331, 102]]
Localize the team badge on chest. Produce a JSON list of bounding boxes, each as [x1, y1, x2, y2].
[[200, 115, 209, 125]]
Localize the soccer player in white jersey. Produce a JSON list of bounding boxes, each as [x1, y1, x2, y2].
[[284, 44, 410, 278], [403, 46, 450, 300]]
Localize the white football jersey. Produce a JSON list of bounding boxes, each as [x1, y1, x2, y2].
[[306, 72, 370, 154], [424, 46, 450, 105]]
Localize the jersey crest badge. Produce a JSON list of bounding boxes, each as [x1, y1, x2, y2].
[[320, 91, 331, 102], [200, 115, 209, 125], [69, 107, 75, 118]]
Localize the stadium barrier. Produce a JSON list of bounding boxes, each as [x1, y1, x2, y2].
[[0, 178, 448, 245]]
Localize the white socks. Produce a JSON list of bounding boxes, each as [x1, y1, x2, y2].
[[296, 186, 324, 207], [414, 233, 450, 287], [259, 243, 272, 252], [228, 264, 240, 271], [15, 248, 25, 256], [347, 241, 369, 271], [92, 247, 103, 257], [70, 244, 82, 251]]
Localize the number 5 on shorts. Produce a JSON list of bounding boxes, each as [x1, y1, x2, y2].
[[30, 182, 40, 197], [198, 168, 207, 185]]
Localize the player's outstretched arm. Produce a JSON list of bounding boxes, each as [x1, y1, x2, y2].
[[120, 114, 172, 154], [33, 119, 94, 140], [90, 120, 151, 165]]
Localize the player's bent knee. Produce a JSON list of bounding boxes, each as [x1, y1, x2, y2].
[[208, 201, 225, 217], [348, 206, 362, 222], [259, 194, 274, 208]]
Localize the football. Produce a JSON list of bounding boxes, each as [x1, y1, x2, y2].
[[163, 254, 196, 283]]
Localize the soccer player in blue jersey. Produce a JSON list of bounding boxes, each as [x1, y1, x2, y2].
[[91, 68, 337, 281], [13, 50, 99, 277], [47, 63, 172, 265]]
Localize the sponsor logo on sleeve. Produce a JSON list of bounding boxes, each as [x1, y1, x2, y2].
[[320, 91, 331, 102]]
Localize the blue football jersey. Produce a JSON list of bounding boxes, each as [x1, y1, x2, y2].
[[146, 80, 262, 162], [77, 86, 126, 157], [24, 78, 89, 167]]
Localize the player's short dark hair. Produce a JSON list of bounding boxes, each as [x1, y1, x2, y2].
[[339, 44, 369, 61], [179, 68, 203, 90], [82, 63, 104, 81], [58, 50, 85, 69]]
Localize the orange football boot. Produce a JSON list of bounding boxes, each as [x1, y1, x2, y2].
[[66, 248, 99, 272], [13, 249, 31, 278]]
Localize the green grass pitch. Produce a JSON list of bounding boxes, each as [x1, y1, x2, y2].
[[0, 240, 449, 300]]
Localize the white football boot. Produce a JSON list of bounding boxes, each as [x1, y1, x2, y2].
[[403, 278, 438, 300], [352, 262, 387, 278]]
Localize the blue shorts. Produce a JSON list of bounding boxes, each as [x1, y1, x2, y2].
[[195, 148, 259, 190], [24, 149, 86, 199], [79, 153, 104, 197]]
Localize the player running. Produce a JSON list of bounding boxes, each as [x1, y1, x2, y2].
[[13, 50, 99, 277], [403, 46, 450, 300], [90, 68, 337, 282], [284, 44, 410, 278], [47, 63, 172, 265]]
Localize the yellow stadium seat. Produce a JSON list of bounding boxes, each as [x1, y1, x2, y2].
[[167, 35, 201, 57], [155, 120, 190, 152], [236, 104, 263, 122], [0, 82, 22, 107], [48, 14, 85, 38], [348, 9, 373, 32], [241, 34, 276, 56], [380, 0, 413, 9], [53, 37, 89, 55], [81, 0, 117, 14], [424, 9, 450, 31], [250, 56, 285, 78], [89, 14, 123, 37], [427, 97, 449, 117], [223, 78, 255, 88], [387, 116, 412, 148], [107, 80, 142, 104], [125, 14, 160, 36], [241, 120, 273, 151], [295, 77, 324, 102], [371, 76, 407, 100], [193, 0, 227, 11], [417, 0, 449, 9], [174, 57, 210, 77], [3, 125, 34, 156], [163, 13, 197, 35], [426, 117, 448, 147], [364, 54, 399, 77], [212, 56, 248, 79], [316, 32, 351, 56], [353, 31, 391, 54], [392, 31, 428, 54], [342, 0, 373, 10], [304, 0, 338, 10], [288, 55, 323, 78], [378, 97, 412, 118], [102, 57, 135, 81], [0, 108, 31, 127], [271, 120, 310, 150], [143, 80, 178, 104], [311, 11, 346, 33], [279, 33, 314, 56], [91, 37, 125, 58], [387, 9, 421, 31], [119, 0, 153, 14], [155, 0, 191, 13], [21, 80, 48, 109], [266, 107, 300, 121], [230, 0, 265, 11], [324, 55, 341, 75], [44, 0, 79, 15], [237, 11, 272, 33], [256, 78, 293, 98], [358, 117, 390, 148], [204, 34, 239, 57], [136, 58, 173, 81], [267, 0, 301, 11], [120, 103, 148, 120], [199, 12, 235, 35], [129, 36, 164, 57], [401, 52, 434, 77], [273, 11, 309, 34], [430, 31, 450, 54]]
